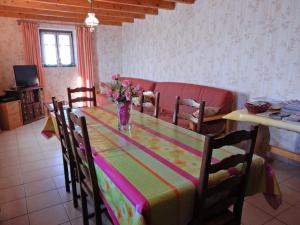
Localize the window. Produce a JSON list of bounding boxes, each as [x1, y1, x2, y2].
[[40, 29, 76, 67]]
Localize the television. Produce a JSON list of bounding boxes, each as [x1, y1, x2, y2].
[[13, 65, 39, 87]]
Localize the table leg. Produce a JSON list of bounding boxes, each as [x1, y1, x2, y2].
[[254, 125, 271, 160]]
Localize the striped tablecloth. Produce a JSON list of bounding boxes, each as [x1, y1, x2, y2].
[[42, 105, 281, 225]]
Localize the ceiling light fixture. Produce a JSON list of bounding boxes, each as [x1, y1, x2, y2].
[[84, 0, 99, 32]]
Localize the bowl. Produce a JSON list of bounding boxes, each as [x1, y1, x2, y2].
[[245, 101, 271, 114]]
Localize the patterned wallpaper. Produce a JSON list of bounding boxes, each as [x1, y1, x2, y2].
[[0, 17, 25, 95], [0, 18, 81, 101], [120, 0, 300, 155], [94, 25, 123, 83]]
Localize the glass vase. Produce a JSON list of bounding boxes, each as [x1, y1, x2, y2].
[[117, 101, 132, 130]]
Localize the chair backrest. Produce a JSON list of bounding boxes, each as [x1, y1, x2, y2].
[[67, 109, 99, 197], [140, 91, 160, 118], [67, 86, 97, 108], [173, 96, 205, 133], [195, 126, 258, 224], [52, 97, 73, 158]]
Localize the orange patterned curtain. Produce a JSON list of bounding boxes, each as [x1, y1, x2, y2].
[[76, 26, 95, 88], [20, 21, 44, 87]]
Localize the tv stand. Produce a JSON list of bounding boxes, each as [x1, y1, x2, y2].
[[10, 86, 45, 124]]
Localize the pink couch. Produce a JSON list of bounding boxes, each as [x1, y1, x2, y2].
[[99, 77, 234, 134]]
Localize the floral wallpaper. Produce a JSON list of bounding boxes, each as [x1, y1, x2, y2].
[[119, 0, 300, 156], [0, 18, 81, 101], [0, 17, 25, 95], [94, 25, 123, 83]]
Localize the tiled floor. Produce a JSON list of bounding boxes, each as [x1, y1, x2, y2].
[[0, 119, 300, 225]]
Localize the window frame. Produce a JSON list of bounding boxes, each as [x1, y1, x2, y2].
[[39, 29, 76, 68]]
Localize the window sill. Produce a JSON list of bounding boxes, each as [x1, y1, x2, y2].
[[43, 64, 76, 68]]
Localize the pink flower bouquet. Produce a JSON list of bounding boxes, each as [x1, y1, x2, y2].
[[105, 74, 142, 103]]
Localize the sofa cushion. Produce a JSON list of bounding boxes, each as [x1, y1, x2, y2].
[[120, 77, 156, 91], [154, 82, 233, 114]]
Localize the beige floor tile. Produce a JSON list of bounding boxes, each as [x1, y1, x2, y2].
[[280, 183, 300, 205], [24, 178, 56, 197], [0, 185, 25, 204], [26, 189, 62, 212], [58, 187, 73, 203], [0, 215, 30, 225], [71, 217, 96, 225], [246, 193, 291, 216], [0, 165, 21, 178], [70, 215, 112, 225], [43, 150, 62, 159], [277, 207, 300, 225], [53, 174, 66, 188], [63, 201, 82, 220], [23, 165, 64, 183], [0, 198, 27, 221], [264, 218, 286, 225], [0, 156, 20, 168], [20, 157, 62, 173], [283, 175, 300, 193], [241, 202, 272, 225], [28, 204, 69, 225], [0, 151, 19, 160], [0, 174, 23, 189], [19, 153, 44, 165]]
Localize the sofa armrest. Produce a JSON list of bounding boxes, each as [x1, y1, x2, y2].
[[203, 114, 228, 122]]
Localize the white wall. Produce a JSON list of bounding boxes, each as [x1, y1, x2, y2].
[[96, 0, 300, 157]]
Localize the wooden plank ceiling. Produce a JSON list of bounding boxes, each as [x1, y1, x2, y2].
[[0, 0, 195, 26]]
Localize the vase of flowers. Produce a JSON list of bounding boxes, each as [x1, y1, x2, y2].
[[105, 74, 141, 130]]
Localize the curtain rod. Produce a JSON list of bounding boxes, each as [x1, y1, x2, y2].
[[17, 19, 82, 26]]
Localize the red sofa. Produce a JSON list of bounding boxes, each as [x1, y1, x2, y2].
[[99, 77, 234, 134]]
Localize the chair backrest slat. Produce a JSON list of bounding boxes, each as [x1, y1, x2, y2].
[[52, 97, 73, 158], [173, 96, 205, 134], [67, 109, 100, 200], [209, 154, 248, 173], [140, 91, 160, 118], [67, 86, 97, 108], [193, 126, 258, 224]]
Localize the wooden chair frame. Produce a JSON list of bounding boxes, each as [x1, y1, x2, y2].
[[67, 86, 97, 108], [51, 97, 78, 208], [67, 109, 104, 225], [192, 126, 258, 225], [173, 96, 205, 133], [140, 91, 160, 118]]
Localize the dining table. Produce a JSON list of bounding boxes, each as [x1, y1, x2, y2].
[[42, 104, 282, 225]]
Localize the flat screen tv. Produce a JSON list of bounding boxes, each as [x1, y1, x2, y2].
[[13, 65, 39, 87]]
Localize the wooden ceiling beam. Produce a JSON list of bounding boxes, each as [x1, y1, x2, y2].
[[0, 10, 123, 25], [0, 5, 134, 23], [31, 0, 158, 15], [0, 0, 145, 19], [167, 0, 195, 3], [95, 0, 175, 10]]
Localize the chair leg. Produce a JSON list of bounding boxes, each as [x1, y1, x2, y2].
[[62, 157, 70, 193], [94, 196, 103, 225], [81, 190, 89, 225], [70, 164, 78, 208]]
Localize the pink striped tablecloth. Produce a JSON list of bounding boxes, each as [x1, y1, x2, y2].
[[42, 105, 281, 225]]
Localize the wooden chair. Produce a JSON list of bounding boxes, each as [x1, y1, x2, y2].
[[192, 126, 258, 225], [51, 97, 78, 208], [140, 91, 160, 118], [67, 86, 97, 108], [173, 96, 205, 133], [67, 109, 104, 225]]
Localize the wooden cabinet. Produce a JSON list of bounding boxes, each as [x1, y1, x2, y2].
[[16, 87, 45, 124], [0, 100, 23, 130]]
